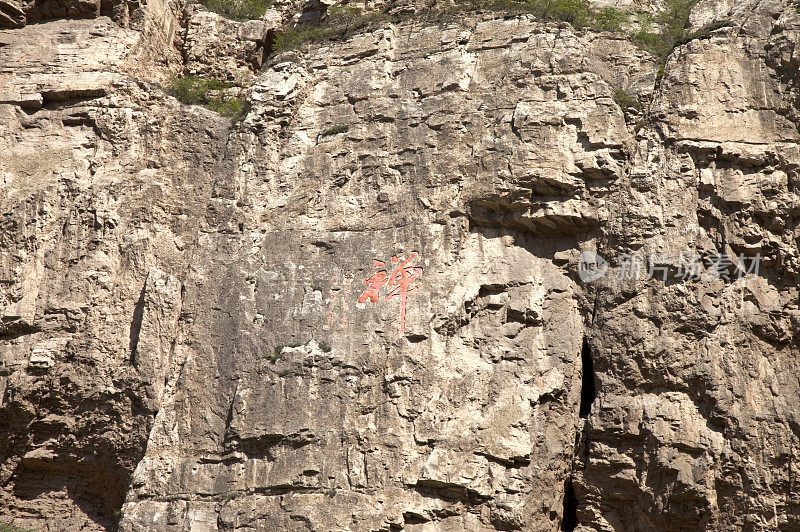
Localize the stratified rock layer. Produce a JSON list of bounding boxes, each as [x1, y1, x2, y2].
[[1, 0, 799, 530]]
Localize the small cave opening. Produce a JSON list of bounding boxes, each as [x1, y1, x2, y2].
[[579, 338, 596, 418], [561, 478, 578, 531], [263, 28, 279, 59]]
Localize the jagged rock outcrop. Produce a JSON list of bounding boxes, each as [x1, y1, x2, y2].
[[0, 0, 145, 29], [181, 5, 273, 81], [0, 0, 25, 28], [1, 0, 800, 530]]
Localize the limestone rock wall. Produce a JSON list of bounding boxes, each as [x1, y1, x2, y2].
[[1, 0, 800, 530], [0, 2, 228, 528], [577, 0, 800, 528], [0, 0, 144, 29]]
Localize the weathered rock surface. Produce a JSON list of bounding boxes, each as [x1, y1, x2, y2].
[[0, 0, 145, 28], [1, 0, 800, 530], [181, 5, 272, 81], [0, 0, 25, 29], [0, 1, 225, 528]]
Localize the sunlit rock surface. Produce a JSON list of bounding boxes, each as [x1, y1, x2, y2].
[[1, 0, 799, 530]]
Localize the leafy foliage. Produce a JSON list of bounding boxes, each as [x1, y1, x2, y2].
[[0, 524, 34, 532], [168, 76, 232, 105], [196, 0, 274, 21], [673, 19, 733, 48], [204, 98, 245, 118], [632, 0, 698, 60], [592, 6, 628, 31], [273, 342, 302, 356], [455, 0, 628, 31], [320, 125, 349, 137], [270, 7, 394, 56], [526, 0, 595, 27], [613, 88, 642, 113], [167, 76, 245, 120]]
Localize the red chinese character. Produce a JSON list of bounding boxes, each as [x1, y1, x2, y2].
[[358, 260, 388, 303], [385, 252, 422, 336]]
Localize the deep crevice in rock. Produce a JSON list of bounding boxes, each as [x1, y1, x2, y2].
[[0, 322, 40, 340], [579, 338, 596, 418], [403, 511, 429, 525], [561, 478, 578, 531], [128, 280, 147, 365]]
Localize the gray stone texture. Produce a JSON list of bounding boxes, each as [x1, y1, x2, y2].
[[1, 0, 800, 530]]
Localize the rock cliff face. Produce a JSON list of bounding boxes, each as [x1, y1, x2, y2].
[[1, 0, 800, 530]]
